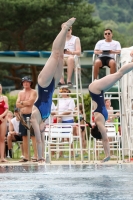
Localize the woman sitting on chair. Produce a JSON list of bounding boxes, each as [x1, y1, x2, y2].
[[89, 61, 133, 162]]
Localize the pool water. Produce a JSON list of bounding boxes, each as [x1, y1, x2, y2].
[[0, 164, 133, 200]]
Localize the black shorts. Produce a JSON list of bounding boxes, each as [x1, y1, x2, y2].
[[14, 135, 23, 141], [19, 114, 35, 137], [98, 56, 114, 68], [81, 127, 85, 132]]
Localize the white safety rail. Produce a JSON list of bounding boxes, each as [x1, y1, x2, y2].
[[121, 47, 133, 161], [89, 54, 122, 162]]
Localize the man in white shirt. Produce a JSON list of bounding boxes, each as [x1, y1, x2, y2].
[[7, 108, 23, 158], [93, 28, 121, 79], [58, 25, 81, 87]]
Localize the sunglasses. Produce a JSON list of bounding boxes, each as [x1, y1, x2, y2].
[[104, 32, 111, 35]]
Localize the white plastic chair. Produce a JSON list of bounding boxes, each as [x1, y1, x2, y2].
[[92, 53, 120, 80], [95, 123, 121, 162], [45, 125, 74, 164]]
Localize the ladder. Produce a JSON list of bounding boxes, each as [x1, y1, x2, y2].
[[120, 47, 133, 162], [49, 55, 88, 163], [121, 70, 132, 161], [89, 54, 122, 162]]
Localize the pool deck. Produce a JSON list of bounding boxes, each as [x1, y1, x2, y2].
[[0, 160, 133, 166]]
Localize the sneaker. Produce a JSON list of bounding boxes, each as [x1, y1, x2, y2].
[[20, 155, 24, 159], [111, 155, 117, 159]]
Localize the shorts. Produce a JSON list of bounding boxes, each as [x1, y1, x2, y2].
[[98, 56, 114, 68], [62, 119, 74, 133], [19, 114, 35, 137], [81, 127, 85, 132], [63, 57, 68, 66], [14, 135, 23, 141], [62, 119, 74, 123]]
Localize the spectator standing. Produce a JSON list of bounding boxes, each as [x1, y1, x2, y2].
[[16, 76, 38, 162], [5, 111, 13, 157], [0, 84, 9, 162]]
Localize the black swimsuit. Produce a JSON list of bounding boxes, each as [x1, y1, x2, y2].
[[34, 78, 55, 120], [89, 90, 108, 121]]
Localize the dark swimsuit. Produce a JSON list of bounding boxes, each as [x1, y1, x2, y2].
[[34, 78, 55, 120], [89, 90, 108, 121]]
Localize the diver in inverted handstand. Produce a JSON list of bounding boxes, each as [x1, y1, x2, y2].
[[89, 61, 133, 162], [30, 17, 76, 162]]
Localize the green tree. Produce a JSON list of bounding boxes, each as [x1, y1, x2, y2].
[[0, 0, 101, 51], [0, 0, 102, 87], [6, 94, 17, 112]]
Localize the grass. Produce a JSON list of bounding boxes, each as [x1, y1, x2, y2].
[[9, 140, 122, 162], [10, 143, 34, 161]]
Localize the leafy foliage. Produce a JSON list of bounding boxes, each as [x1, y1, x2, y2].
[[0, 0, 103, 86], [89, 0, 133, 23], [0, 0, 101, 51], [6, 93, 17, 112], [88, 0, 133, 47]]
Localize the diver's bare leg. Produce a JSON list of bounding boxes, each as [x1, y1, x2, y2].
[[96, 117, 110, 162], [38, 18, 76, 88], [31, 106, 44, 162], [89, 62, 133, 93]]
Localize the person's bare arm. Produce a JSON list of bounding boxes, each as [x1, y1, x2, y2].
[[107, 107, 114, 119], [58, 108, 73, 116], [110, 50, 121, 54], [130, 50, 133, 56], [65, 38, 81, 56], [9, 121, 18, 135], [94, 49, 103, 55], [16, 91, 37, 108], [20, 90, 37, 106], [60, 111, 72, 115], [73, 37, 81, 56], [51, 111, 58, 115], [16, 92, 23, 108]]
